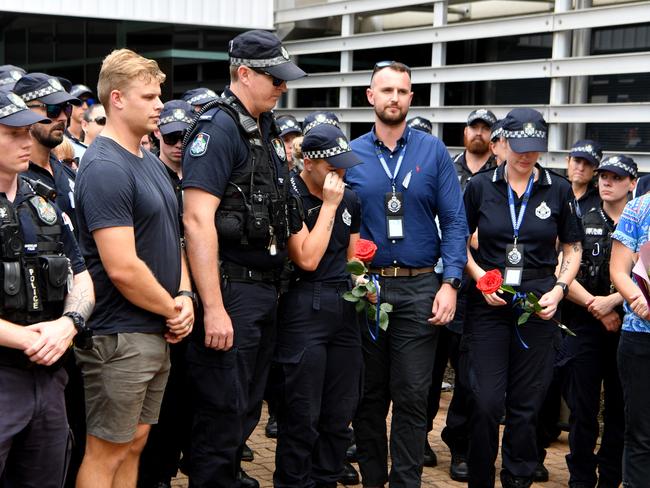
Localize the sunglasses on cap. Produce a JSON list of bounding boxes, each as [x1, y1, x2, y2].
[[89, 116, 106, 126], [27, 102, 73, 119], [161, 131, 186, 146], [61, 157, 79, 169], [372, 60, 411, 76], [251, 68, 284, 87]]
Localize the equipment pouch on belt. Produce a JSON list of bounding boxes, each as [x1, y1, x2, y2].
[[247, 192, 271, 243], [38, 255, 69, 302], [2, 261, 24, 310], [216, 210, 245, 242]]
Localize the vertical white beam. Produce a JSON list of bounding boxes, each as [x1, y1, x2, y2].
[[568, 0, 593, 144], [548, 0, 572, 152], [430, 0, 447, 138], [339, 13, 354, 137]]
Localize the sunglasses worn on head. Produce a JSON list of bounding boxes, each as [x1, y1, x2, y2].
[[372, 60, 412, 76], [162, 131, 186, 146], [81, 97, 95, 106], [89, 116, 106, 126], [27, 102, 73, 119], [252, 68, 284, 87]]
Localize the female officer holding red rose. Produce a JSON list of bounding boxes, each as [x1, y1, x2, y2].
[[462, 108, 584, 488], [273, 123, 364, 488]]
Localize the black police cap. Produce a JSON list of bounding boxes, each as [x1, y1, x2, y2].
[[0, 65, 26, 90], [598, 155, 638, 179], [70, 84, 94, 99], [569, 139, 603, 167], [13, 73, 81, 106], [0, 91, 50, 127], [501, 108, 548, 153], [301, 124, 361, 169], [182, 87, 219, 107], [229, 30, 306, 82], [467, 108, 497, 127], [277, 115, 301, 137], [158, 100, 195, 135], [303, 111, 340, 136], [407, 116, 432, 134]]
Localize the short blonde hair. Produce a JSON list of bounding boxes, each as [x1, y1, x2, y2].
[[97, 49, 166, 113], [52, 136, 75, 161]]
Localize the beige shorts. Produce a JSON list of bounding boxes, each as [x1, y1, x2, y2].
[[75, 332, 170, 443]]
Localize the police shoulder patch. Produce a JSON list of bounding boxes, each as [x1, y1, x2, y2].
[[190, 132, 210, 157], [271, 138, 286, 161], [30, 196, 57, 225]]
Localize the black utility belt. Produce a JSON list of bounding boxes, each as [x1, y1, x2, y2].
[[289, 280, 351, 290], [220, 261, 281, 283]]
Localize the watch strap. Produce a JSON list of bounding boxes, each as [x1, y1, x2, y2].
[[176, 290, 197, 304]]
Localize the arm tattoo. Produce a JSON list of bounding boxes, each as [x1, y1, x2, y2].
[[64, 288, 94, 321], [327, 217, 334, 231], [560, 258, 571, 277], [572, 242, 582, 254]]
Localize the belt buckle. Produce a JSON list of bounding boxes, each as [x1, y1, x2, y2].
[[381, 266, 399, 277]]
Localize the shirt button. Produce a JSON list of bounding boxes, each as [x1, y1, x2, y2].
[[392, 240, 396, 244], [393, 259, 397, 264]]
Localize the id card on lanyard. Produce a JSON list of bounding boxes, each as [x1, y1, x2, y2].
[[376, 136, 408, 239], [504, 169, 535, 286]]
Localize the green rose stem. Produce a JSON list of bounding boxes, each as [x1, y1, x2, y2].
[[343, 259, 393, 331], [499, 285, 575, 336]]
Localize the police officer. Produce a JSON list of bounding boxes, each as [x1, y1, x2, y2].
[[562, 156, 636, 488], [182, 30, 306, 488], [276, 114, 302, 169], [0, 90, 94, 487], [489, 119, 507, 165], [567, 140, 603, 215], [0, 65, 25, 90], [273, 123, 363, 487], [138, 99, 195, 488], [13, 73, 81, 237], [302, 110, 340, 136], [463, 108, 584, 488], [454, 109, 498, 189], [406, 116, 432, 134], [182, 87, 219, 112], [66, 84, 95, 160]]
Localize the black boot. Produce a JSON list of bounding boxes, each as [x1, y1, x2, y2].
[[339, 461, 360, 485], [532, 450, 549, 482], [241, 442, 254, 462], [500, 470, 532, 488], [265, 414, 278, 438], [449, 452, 469, 482], [423, 439, 438, 467], [237, 468, 260, 488]]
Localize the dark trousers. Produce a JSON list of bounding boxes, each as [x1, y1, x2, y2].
[[0, 366, 70, 488], [462, 278, 557, 488], [353, 272, 440, 487], [139, 340, 191, 486], [63, 353, 85, 488], [563, 313, 624, 487], [187, 280, 278, 488], [617, 330, 650, 488], [274, 283, 362, 488], [426, 326, 452, 434]]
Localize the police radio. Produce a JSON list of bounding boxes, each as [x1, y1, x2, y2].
[[0, 222, 23, 259], [247, 191, 271, 242]]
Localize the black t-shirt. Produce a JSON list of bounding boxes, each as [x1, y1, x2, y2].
[[162, 162, 183, 235], [22, 155, 78, 238], [464, 163, 584, 271], [288, 174, 361, 282], [453, 150, 497, 192], [576, 185, 601, 217], [182, 88, 288, 270], [75, 136, 182, 335]]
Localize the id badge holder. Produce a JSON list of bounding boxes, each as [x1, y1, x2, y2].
[[504, 243, 524, 286], [504, 267, 523, 286], [385, 191, 404, 240]]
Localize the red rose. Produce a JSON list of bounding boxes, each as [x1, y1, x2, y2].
[[476, 269, 504, 294], [355, 239, 378, 263]]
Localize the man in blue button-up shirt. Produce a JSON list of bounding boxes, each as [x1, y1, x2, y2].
[[347, 61, 468, 488]]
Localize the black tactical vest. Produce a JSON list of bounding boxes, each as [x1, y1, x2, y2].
[[578, 206, 615, 296], [0, 178, 71, 368], [183, 96, 289, 255]]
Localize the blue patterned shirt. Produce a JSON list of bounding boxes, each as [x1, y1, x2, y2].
[[611, 194, 650, 333]]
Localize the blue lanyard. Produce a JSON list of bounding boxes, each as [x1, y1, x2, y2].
[[374, 137, 408, 191], [506, 169, 535, 244]]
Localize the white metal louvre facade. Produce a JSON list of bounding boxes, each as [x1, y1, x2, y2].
[[276, 0, 650, 169]]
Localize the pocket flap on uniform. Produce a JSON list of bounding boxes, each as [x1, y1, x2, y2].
[[39, 255, 68, 287], [3, 261, 21, 296]]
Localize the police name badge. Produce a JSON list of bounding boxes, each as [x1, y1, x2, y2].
[[271, 138, 286, 161], [190, 132, 210, 157], [30, 196, 57, 225], [342, 208, 352, 227], [535, 201, 551, 220]]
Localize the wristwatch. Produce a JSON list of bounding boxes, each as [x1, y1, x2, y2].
[[63, 311, 93, 350], [554, 281, 569, 297], [177, 290, 198, 306], [442, 277, 462, 290]]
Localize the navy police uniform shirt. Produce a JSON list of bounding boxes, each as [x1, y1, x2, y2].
[[464, 163, 584, 271], [635, 174, 650, 197], [453, 150, 497, 192], [75, 136, 182, 335], [182, 87, 288, 271], [346, 126, 468, 279], [22, 154, 78, 236], [288, 174, 360, 282], [576, 185, 601, 217]]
